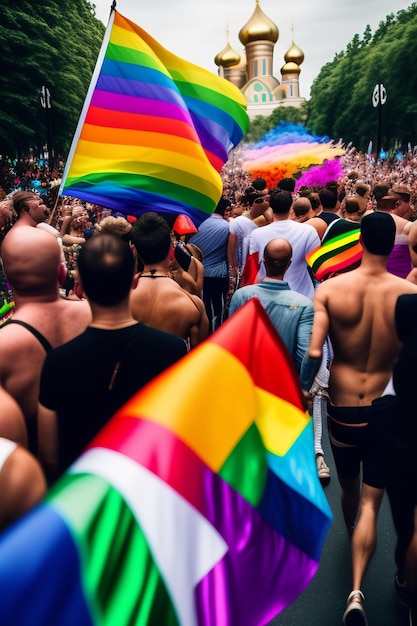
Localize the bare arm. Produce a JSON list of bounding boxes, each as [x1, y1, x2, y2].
[[189, 297, 210, 348], [300, 285, 329, 391], [0, 446, 47, 530]]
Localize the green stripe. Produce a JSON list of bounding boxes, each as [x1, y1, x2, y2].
[[106, 42, 162, 71], [310, 240, 359, 273], [49, 474, 180, 626], [65, 172, 218, 214], [219, 423, 267, 506], [173, 77, 248, 130]]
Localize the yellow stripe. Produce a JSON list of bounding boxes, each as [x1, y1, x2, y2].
[[255, 387, 309, 456], [121, 343, 257, 472], [68, 140, 220, 187]]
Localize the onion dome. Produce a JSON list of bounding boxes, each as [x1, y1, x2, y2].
[[284, 28, 304, 65], [239, 0, 279, 46], [281, 61, 301, 75], [214, 40, 241, 68]]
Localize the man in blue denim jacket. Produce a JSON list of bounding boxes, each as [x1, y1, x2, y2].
[[229, 237, 313, 378]]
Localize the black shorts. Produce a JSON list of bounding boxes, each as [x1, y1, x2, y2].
[[327, 396, 396, 489]]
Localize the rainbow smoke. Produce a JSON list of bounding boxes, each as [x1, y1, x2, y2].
[[242, 122, 345, 190]]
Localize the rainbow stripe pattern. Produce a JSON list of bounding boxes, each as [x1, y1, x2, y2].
[[242, 122, 345, 190], [0, 299, 331, 626], [60, 10, 248, 225], [306, 226, 362, 281]]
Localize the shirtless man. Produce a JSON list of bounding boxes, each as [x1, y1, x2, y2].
[[6, 191, 50, 230], [304, 212, 417, 626], [0, 227, 91, 452], [130, 212, 209, 348]]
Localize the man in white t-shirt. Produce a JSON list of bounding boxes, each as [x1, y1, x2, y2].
[[242, 190, 320, 299]]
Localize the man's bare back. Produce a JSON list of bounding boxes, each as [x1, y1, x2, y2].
[[130, 275, 208, 348], [313, 267, 417, 405], [0, 227, 91, 448]]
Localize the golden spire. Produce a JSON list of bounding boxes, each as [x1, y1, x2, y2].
[[239, 0, 279, 46], [214, 26, 241, 68], [284, 23, 304, 65]]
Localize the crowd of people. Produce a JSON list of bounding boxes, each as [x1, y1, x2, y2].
[[1, 146, 417, 625]]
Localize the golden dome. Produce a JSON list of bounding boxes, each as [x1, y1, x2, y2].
[[214, 40, 241, 68], [239, 0, 279, 46], [284, 41, 304, 66], [281, 61, 300, 75]]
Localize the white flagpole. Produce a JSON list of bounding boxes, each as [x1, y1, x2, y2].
[[59, 3, 116, 195]]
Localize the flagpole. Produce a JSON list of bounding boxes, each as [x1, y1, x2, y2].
[[58, 4, 117, 196]]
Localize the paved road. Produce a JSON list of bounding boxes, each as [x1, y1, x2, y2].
[[269, 419, 408, 626]]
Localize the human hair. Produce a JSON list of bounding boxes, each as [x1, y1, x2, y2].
[[96, 216, 132, 242], [276, 177, 296, 193], [130, 211, 171, 265], [269, 190, 293, 214], [76, 233, 134, 306], [11, 191, 40, 214], [360, 212, 395, 256], [343, 197, 362, 215], [308, 192, 321, 210], [251, 177, 267, 191], [319, 188, 337, 210], [292, 197, 312, 218], [214, 197, 231, 216]]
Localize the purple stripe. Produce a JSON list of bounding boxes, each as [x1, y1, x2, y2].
[[96, 74, 185, 108], [91, 89, 189, 122], [193, 470, 318, 626]]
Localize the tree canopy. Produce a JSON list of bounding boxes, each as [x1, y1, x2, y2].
[[0, 0, 104, 157], [306, 4, 417, 151]]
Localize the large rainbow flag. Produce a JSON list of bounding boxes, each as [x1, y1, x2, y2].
[[60, 10, 248, 225], [0, 299, 331, 626]]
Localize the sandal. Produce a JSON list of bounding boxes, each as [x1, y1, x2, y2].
[[342, 590, 368, 626]]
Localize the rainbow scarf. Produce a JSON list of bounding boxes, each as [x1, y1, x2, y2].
[[60, 10, 248, 225], [0, 299, 331, 626], [306, 225, 362, 281]]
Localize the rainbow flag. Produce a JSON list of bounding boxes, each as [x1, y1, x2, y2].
[[306, 226, 362, 281], [60, 10, 248, 225], [0, 299, 331, 626]]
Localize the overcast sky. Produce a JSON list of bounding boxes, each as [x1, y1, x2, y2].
[[93, 0, 412, 98]]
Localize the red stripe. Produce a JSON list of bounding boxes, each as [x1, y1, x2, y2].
[[210, 299, 304, 410], [85, 105, 197, 141]]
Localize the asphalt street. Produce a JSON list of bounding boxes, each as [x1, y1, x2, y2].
[[269, 419, 408, 626]]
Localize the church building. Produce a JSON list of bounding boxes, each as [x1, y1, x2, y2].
[[214, 0, 305, 118]]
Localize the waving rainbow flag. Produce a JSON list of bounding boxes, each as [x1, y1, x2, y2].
[[306, 224, 362, 281], [60, 10, 248, 225], [0, 299, 331, 626]]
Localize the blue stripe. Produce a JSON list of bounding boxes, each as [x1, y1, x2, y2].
[[0, 504, 93, 626], [63, 184, 212, 226], [101, 58, 179, 94]]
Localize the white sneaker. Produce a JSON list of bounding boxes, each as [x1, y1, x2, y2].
[[316, 453, 330, 483]]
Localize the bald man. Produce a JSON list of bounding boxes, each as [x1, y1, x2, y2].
[[0, 227, 91, 452], [290, 197, 316, 223], [229, 238, 314, 380]]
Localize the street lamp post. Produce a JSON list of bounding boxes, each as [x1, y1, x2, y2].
[[372, 83, 387, 158], [40, 85, 55, 170]]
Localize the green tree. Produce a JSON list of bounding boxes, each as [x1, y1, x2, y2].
[[307, 4, 417, 151], [0, 0, 104, 157]]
